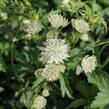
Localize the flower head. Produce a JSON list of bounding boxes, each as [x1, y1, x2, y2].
[[33, 96, 47, 109], [81, 55, 97, 74], [48, 14, 68, 28], [41, 37, 69, 64], [23, 19, 42, 35], [41, 64, 61, 81], [41, 64, 66, 81], [71, 19, 90, 33], [0, 11, 8, 20]]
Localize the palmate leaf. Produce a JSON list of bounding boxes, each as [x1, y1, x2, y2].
[[90, 92, 109, 108], [87, 71, 109, 92], [87, 71, 109, 108]]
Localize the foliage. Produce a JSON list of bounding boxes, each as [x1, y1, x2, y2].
[[87, 71, 109, 108], [0, 0, 109, 109]]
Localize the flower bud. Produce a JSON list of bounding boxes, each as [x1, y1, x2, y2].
[[42, 89, 49, 97]]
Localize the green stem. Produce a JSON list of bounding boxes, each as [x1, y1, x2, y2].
[[101, 56, 109, 69], [97, 40, 109, 46], [98, 43, 109, 56], [11, 39, 23, 89]]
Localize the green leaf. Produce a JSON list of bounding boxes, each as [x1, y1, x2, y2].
[[33, 75, 45, 89], [66, 98, 87, 109], [76, 81, 91, 99], [20, 91, 33, 107], [87, 71, 109, 92], [70, 48, 81, 58], [66, 57, 81, 70], [59, 73, 73, 99], [90, 92, 109, 108], [87, 71, 109, 108]]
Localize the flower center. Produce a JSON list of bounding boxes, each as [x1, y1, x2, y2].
[[51, 45, 60, 53]]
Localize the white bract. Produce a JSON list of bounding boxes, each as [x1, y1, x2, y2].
[[41, 37, 69, 64], [23, 19, 42, 35], [33, 96, 47, 109], [81, 55, 97, 74], [62, 18, 69, 27], [62, 0, 69, 5], [41, 64, 65, 81], [76, 65, 83, 75], [48, 14, 68, 28], [72, 19, 90, 33], [60, 0, 71, 11]]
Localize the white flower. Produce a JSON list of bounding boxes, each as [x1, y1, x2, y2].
[[23, 19, 42, 34], [41, 37, 69, 64], [41, 64, 61, 81], [80, 33, 89, 41], [0, 11, 8, 20], [81, 55, 97, 74], [71, 19, 90, 33], [41, 64, 66, 81], [48, 14, 68, 28], [33, 96, 47, 109], [42, 89, 49, 97]]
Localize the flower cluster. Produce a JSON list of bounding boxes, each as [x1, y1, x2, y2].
[[23, 19, 42, 35], [49, 13, 68, 28], [82, 55, 97, 74], [41, 64, 66, 81], [76, 55, 97, 75], [71, 19, 90, 33], [72, 19, 90, 41], [41, 37, 69, 64], [40, 37, 68, 81], [33, 96, 47, 109]]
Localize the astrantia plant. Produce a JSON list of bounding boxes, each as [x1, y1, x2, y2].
[[0, 0, 109, 109]]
